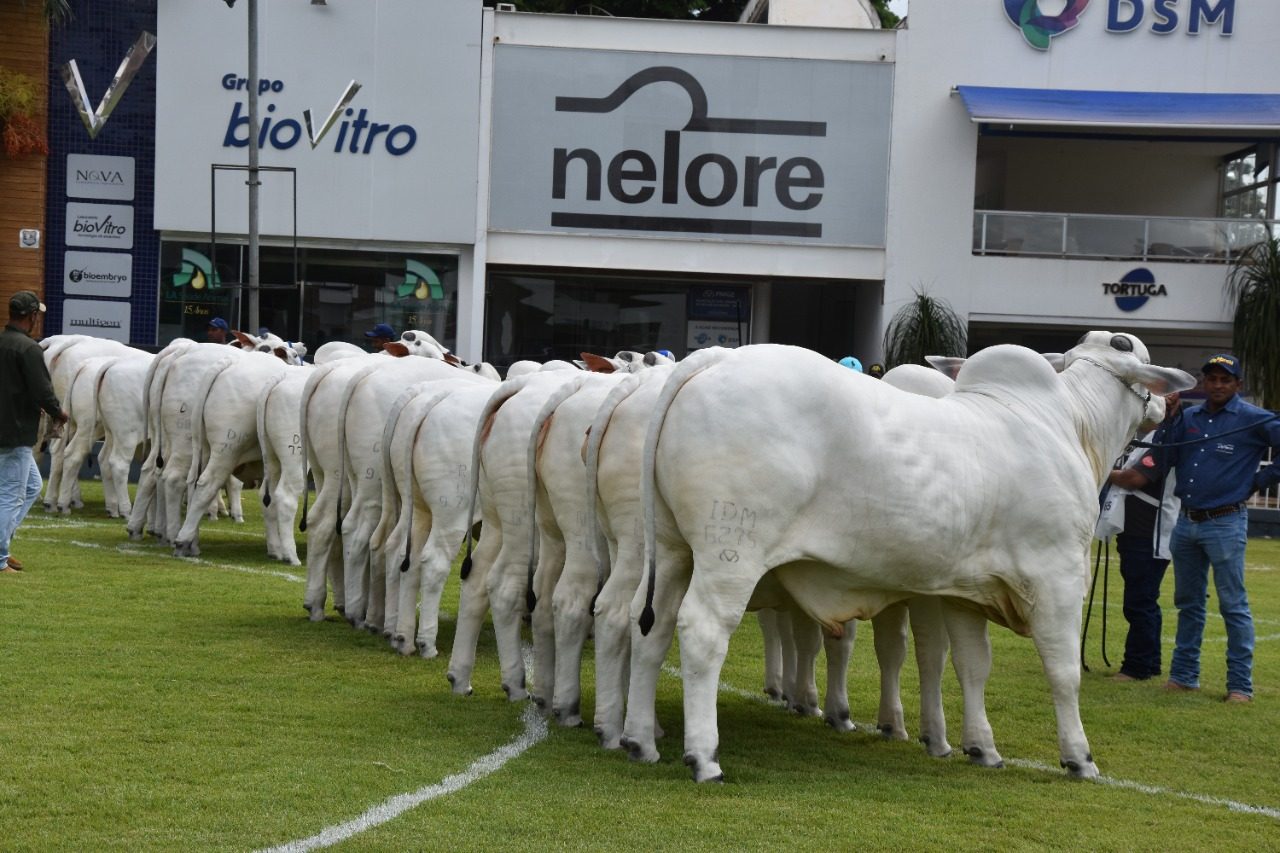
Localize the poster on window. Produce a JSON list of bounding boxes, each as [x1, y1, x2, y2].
[[686, 320, 742, 350]]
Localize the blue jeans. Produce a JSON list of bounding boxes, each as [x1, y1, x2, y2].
[[1168, 512, 1253, 696], [1115, 532, 1169, 680], [0, 446, 43, 563]]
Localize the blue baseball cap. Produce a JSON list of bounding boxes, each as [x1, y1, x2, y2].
[[838, 356, 863, 373], [208, 317, 229, 331], [1202, 353, 1241, 378], [656, 349, 675, 360], [364, 322, 395, 339]]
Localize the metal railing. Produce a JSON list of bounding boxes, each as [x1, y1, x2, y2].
[[974, 210, 1279, 263]]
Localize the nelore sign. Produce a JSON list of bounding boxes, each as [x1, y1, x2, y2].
[[489, 46, 893, 247]]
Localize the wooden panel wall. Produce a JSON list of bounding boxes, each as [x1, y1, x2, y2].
[[0, 3, 49, 316]]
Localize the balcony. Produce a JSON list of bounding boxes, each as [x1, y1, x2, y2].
[[973, 211, 1279, 263]]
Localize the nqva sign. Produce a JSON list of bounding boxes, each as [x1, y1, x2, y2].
[[489, 47, 894, 248]]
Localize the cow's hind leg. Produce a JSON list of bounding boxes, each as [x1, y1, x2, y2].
[[787, 614, 822, 717], [758, 609, 784, 700], [871, 604, 909, 740], [940, 600, 1002, 768], [678, 562, 762, 783], [1032, 595, 1098, 778], [821, 620, 855, 732]]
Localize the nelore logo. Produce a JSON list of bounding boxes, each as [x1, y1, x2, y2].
[[551, 67, 827, 239], [1004, 0, 1091, 50], [1103, 267, 1167, 311]]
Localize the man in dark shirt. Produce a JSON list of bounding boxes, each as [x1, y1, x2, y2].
[[1107, 393, 1181, 681], [1133, 354, 1280, 702], [1, 291, 68, 573], [364, 322, 395, 352]]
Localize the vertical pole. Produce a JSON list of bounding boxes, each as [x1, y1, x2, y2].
[[247, 0, 261, 332]]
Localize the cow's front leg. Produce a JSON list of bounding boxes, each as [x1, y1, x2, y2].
[[821, 620, 855, 732], [1032, 595, 1098, 778], [757, 609, 784, 700], [940, 600, 1002, 768], [871, 604, 909, 740]]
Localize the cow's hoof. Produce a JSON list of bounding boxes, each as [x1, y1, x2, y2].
[[71, 499, 84, 509], [824, 711, 855, 733], [501, 682, 528, 702], [684, 753, 724, 783], [964, 746, 1005, 768], [1061, 756, 1098, 779], [763, 687, 782, 701], [554, 703, 582, 728], [418, 643, 438, 660], [790, 701, 821, 718], [59, 506, 71, 517], [620, 736, 659, 764], [127, 528, 143, 541], [307, 607, 326, 623], [920, 735, 953, 759], [446, 672, 473, 696], [595, 726, 623, 750], [879, 722, 909, 742], [530, 694, 547, 709]]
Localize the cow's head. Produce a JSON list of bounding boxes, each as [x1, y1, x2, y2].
[[398, 330, 447, 359], [1064, 331, 1196, 428]]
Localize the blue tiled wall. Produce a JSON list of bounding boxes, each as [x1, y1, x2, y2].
[[45, 0, 158, 347]]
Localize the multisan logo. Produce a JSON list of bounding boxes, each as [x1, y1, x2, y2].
[[1004, 0, 1091, 50], [551, 66, 827, 239], [1102, 267, 1167, 311], [396, 260, 444, 301], [220, 74, 417, 156], [73, 215, 128, 236], [75, 169, 126, 186], [172, 248, 221, 290]]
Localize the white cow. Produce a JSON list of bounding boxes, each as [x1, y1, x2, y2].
[[634, 334, 1193, 781], [52, 348, 151, 515], [256, 366, 315, 565], [172, 349, 297, 557]]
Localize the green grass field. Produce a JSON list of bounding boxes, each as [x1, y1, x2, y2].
[[1, 482, 1276, 851]]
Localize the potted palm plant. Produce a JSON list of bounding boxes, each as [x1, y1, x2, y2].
[[882, 290, 968, 369], [1225, 236, 1280, 408]]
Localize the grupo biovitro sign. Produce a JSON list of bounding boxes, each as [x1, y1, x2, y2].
[[219, 74, 416, 156], [1005, 0, 1236, 50], [489, 46, 892, 247]]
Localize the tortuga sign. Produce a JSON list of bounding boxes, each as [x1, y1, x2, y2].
[[488, 46, 893, 248]]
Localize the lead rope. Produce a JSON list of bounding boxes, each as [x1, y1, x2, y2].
[[1080, 537, 1111, 672]]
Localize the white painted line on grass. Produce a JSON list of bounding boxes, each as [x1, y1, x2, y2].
[[25, 514, 270, 540], [22, 536, 305, 584], [661, 666, 1279, 823], [257, 703, 549, 853], [1007, 758, 1280, 821]]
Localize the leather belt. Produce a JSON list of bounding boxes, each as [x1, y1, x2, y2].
[[1183, 504, 1243, 523]]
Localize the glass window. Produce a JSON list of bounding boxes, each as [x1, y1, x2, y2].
[[485, 270, 748, 371], [1221, 144, 1278, 222], [158, 242, 458, 355]]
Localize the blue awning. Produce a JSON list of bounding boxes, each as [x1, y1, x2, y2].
[[954, 86, 1280, 131]]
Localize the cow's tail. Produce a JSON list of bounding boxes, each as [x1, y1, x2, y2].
[[388, 382, 461, 573], [334, 362, 383, 530], [145, 341, 192, 469], [584, 372, 643, 606], [523, 374, 590, 610], [187, 354, 239, 490], [256, 370, 289, 508], [297, 361, 342, 532], [460, 374, 537, 580], [381, 381, 433, 572], [638, 347, 733, 636]]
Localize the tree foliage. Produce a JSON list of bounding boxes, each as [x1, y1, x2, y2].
[[882, 290, 967, 370], [1226, 236, 1280, 408]]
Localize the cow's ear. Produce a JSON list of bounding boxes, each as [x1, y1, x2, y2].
[[443, 351, 462, 366], [581, 352, 615, 373], [273, 347, 288, 363], [384, 342, 410, 358], [1127, 363, 1197, 394], [925, 355, 965, 379], [232, 330, 255, 348]]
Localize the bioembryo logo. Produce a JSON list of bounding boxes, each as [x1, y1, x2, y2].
[[1004, 0, 1090, 50]]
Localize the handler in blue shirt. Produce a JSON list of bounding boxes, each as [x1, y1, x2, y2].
[[1140, 354, 1280, 702]]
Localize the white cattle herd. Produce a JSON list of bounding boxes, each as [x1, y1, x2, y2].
[[37, 329, 1195, 782]]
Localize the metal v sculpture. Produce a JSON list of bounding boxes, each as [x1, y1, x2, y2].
[[302, 80, 362, 148], [60, 31, 157, 140]]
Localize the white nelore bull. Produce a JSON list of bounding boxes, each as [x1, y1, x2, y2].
[[635, 333, 1194, 782]]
